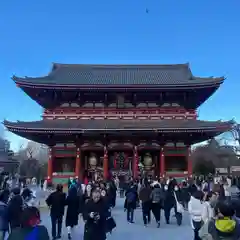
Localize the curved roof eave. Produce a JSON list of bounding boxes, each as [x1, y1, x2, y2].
[[3, 119, 233, 132], [12, 76, 225, 89]]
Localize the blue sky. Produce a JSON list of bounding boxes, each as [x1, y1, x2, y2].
[[0, 1, 239, 151]]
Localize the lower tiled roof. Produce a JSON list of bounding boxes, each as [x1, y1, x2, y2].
[[3, 119, 232, 133]]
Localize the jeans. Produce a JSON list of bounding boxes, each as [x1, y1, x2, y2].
[[142, 201, 151, 225], [51, 215, 63, 238], [192, 221, 203, 240], [164, 205, 177, 224], [127, 208, 134, 222], [151, 202, 161, 222]]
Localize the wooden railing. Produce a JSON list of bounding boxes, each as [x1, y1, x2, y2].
[[43, 107, 197, 119]]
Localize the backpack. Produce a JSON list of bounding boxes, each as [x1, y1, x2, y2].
[[208, 219, 240, 240], [126, 191, 135, 203]]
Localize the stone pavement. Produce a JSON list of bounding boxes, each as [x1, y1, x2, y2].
[[41, 198, 194, 240]]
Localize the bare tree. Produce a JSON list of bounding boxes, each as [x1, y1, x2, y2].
[[16, 141, 48, 179], [231, 122, 240, 146], [25, 141, 40, 159]]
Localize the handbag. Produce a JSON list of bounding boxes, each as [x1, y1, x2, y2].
[[105, 217, 116, 233], [173, 192, 184, 214]]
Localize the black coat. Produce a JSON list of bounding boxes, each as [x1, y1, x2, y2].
[[83, 199, 108, 240], [163, 190, 175, 209], [124, 187, 138, 209], [8, 194, 23, 228], [181, 186, 190, 202], [0, 201, 9, 231], [65, 194, 80, 227], [46, 191, 66, 217]]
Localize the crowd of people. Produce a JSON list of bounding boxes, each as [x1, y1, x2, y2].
[[0, 175, 118, 240], [119, 174, 240, 240], [0, 174, 239, 239], [45, 177, 117, 240]]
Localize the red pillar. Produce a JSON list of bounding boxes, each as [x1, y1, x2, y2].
[[47, 147, 53, 181], [133, 146, 138, 179], [75, 147, 81, 180], [103, 146, 108, 180], [160, 147, 165, 177], [187, 147, 192, 177]]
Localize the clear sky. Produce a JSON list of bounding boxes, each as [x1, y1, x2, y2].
[[0, 1, 239, 151]]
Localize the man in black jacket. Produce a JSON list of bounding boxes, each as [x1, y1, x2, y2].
[[46, 184, 66, 240]]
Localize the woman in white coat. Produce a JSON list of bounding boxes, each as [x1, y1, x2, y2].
[[202, 192, 214, 223], [199, 192, 218, 240], [188, 190, 204, 240]]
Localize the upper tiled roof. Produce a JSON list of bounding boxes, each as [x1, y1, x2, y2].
[[12, 63, 224, 88], [4, 119, 232, 133]]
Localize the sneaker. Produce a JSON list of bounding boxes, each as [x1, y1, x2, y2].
[[157, 222, 160, 228]]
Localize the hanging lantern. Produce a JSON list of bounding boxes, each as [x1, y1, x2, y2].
[[144, 153, 152, 170], [89, 153, 97, 169]]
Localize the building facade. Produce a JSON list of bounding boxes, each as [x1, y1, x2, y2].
[[4, 63, 232, 184]]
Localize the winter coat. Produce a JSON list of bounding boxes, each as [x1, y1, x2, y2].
[[139, 187, 152, 203], [0, 201, 8, 231], [65, 188, 80, 227], [8, 225, 50, 240], [83, 199, 108, 240], [150, 187, 163, 204], [188, 196, 204, 229], [219, 185, 226, 201], [173, 189, 183, 204], [107, 181, 117, 207], [202, 201, 214, 223], [46, 191, 66, 217], [208, 218, 240, 240], [163, 189, 175, 209], [124, 187, 138, 209], [7, 194, 23, 228], [181, 186, 191, 202]]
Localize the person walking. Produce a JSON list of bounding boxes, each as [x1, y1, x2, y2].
[[8, 187, 23, 230], [46, 184, 66, 240], [139, 183, 152, 226], [163, 181, 176, 224], [188, 190, 204, 240], [124, 182, 138, 223], [65, 186, 80, 239], [83, 189, 108, 240], [0, 190, 9, 240], [150, 183, 163, 228]]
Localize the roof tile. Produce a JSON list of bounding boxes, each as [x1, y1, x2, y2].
[[12, 63, 224, 86]]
